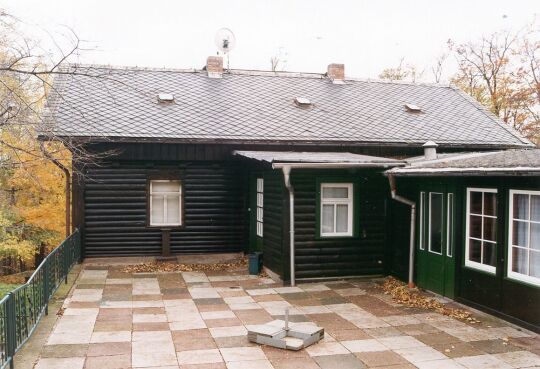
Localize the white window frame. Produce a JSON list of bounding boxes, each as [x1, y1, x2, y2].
[[256, 178, 264, 237], [419, 192, 426, 250], [465, 187, 497, 274], [508, 189, 540, 286], [320, 183, 354, 237], [447, 193, 454, 257], [149, 180, 182, 226], [428, 192, 444, 255]]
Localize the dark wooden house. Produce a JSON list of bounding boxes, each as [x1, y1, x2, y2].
[[42, 58, 538, 331]]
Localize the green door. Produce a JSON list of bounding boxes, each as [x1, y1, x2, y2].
[[249, 175, 264, 252], [417, 188, 456, 298]]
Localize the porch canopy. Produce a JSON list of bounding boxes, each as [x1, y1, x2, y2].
[[233, 150, 405, 168], [386, 149, 540, 177]]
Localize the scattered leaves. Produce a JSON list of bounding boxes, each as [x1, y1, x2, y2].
[[121, 257, 248, 274], [380, 277, 481, 324]]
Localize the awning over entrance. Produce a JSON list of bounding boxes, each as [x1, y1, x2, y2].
[[233, 150, 405, 168]]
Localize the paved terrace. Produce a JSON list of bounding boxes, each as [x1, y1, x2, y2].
[[33, 261, 539, 369]]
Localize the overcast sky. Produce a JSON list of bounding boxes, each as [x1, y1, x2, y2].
[[2, 0, 538, 81]]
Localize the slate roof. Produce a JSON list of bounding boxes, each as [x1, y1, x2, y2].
[[234, 150, 404, 166], [42, 65, 532, 148], [387, 149, 540, 176]]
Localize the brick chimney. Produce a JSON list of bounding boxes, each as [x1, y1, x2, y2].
[[327, 63, 345, 83], [206, 56, 223, 78]]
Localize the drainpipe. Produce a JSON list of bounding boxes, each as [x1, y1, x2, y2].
[[40, 142, 71, 238], [388, 174, 416, 288], [281, 165, 296, 286]]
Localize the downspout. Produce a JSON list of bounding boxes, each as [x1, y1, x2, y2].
[[387, 174, 416, 288], [40, 142, 71, 238], [281, 166, 295, 286]]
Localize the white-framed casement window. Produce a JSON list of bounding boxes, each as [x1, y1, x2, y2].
[[149, 180, 182, 226], [256, 178, 264, 237], [320, 183, 353, 237], [447, 193, 454, 257], [465, 188, 498, 273], [508, 189, 540, 286]]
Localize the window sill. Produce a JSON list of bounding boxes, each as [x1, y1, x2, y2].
[[506, 273, 540, 289], [464, 261, 496, 275]]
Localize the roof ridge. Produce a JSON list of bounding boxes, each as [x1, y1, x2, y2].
[[60, 63, 453, 89]]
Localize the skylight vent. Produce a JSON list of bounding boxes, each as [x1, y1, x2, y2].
[[405, 103, 422, 113], [157, 93, 175, 103], [294, 97, 312, 107]]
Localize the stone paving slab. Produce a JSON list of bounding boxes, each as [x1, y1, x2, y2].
[[31, 263, 539, 369]]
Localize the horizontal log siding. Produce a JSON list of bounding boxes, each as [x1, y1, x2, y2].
[[292, 170, 389, 279], [83, 162, 247, 257], [262, 170, 286, 278]]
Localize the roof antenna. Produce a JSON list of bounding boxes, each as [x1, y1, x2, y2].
[[214, 28, 236, 70]]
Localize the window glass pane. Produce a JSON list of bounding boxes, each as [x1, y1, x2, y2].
[[530, 251, 540, 278], [166, 195, 180, 224], [513, 194, 529, 220], [322, 204, 334, 233], [484, 192, 497, 216], [512, 221, 529, 247], [531, 223, 540, 251], [470, 191, 483, 214], [512, 247, 528, 274], [152, 181, 180, 193], [447, 194, 454, 257], [151, 195, 164, 224], [483, 217, 497, 242], [419, 192, 425, 250], [323, 187, 348, 199], [429, 193, 443, 253], [336, 204, 349, 233], [469, 239, 482, 263], [257, 178, 264, 192], [531, 195, 540, 222], [469, 215, 482, 239], [482, 242, 496, 267], [257, 193, 263, 207], [257, 207, 263, 222]]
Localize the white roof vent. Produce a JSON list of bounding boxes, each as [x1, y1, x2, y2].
[[294, 97, 312, 107], [405, 103, 422, 113], [157, 93, 174, 103]]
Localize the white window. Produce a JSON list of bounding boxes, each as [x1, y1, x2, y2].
[[320, 183, 353, 237], [447, 193, 454, 257], [428, 192, 444, 255], [419, 192, 426, 250], [256, 178, 264, 237], [465, 188, 497, 273], [150, 180, 182, 226], [508, 190, 540, 286]]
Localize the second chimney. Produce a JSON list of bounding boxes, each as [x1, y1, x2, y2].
[[327, 63, 345, 83], [207, 56, 223, 78], [423, 141, 438, 160]]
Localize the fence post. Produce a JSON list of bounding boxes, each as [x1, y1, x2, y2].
[[6, 292, 16, 369], [43, 262, 49, 316]]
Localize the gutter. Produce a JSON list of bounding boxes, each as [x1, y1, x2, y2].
[[387, 174, 416, 288], [277, 165, 296, 286]]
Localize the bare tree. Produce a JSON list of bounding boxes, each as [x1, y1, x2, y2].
[[450, 26, 540, 144], [378, 58, 424, 83], [270, 47, 288, 72]]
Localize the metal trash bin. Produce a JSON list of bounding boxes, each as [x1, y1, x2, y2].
[[248, 252, 263, 275]]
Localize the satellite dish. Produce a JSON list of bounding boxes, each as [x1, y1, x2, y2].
[[214, 28, 236, 54]]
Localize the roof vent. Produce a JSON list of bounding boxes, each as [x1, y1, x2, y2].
[[423, 141, 438, 160], [157, 93, 174, 103], [405, 103, 422, 113], [294, 97, 312, 107]]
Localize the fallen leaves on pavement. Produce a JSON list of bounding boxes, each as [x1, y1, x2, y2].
[[121, 257, 248, 273], [381, 277, 480, 324]]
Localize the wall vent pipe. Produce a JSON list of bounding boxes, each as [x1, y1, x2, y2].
[[423, 141, 438, 160]]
